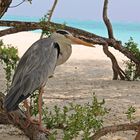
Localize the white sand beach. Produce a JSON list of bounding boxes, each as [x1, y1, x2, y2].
[[0, 32, 140, 140]]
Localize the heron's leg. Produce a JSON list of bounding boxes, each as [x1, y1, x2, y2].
[[8, 112, 19, 124], [23, 100, 31, 118], [23, 100, 39, 128], [38, 88, 43, 126], [38, 87, 49, 133]]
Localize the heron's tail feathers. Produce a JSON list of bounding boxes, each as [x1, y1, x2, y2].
[[4, 84, 29, 112], [4, 86, 21, 112]]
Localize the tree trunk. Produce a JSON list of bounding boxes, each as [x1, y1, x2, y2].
[[135, 128, 140, 140], [103, 44, 127, 80], [0, 92, 49, 140], [103, 0, 114, 39], [102, 0, 128, 80], [0, 0, 12, 18]]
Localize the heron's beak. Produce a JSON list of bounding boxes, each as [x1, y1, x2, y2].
[[68, 36, 95, 47]]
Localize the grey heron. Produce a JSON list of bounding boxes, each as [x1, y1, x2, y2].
[[4, 29, 95, 131]]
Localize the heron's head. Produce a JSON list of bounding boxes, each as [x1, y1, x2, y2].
[[51, 29, 95, 47], [51, 29, 95, 66]]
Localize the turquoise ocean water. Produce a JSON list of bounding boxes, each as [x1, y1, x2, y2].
[[1, 15, 140, 46]]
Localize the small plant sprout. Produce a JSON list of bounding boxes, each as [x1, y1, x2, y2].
[[125, 106, 136, 122]]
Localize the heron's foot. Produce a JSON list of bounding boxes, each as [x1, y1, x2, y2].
[[38, 124, 50, 134], [8, 112, 19, 124], [23, 118, 39, 128]]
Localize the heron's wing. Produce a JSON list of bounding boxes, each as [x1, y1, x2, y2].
[[4, 39, 59, 111], [13, 39, 54, 81]]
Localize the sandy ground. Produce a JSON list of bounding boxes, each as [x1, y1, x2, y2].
[[0, 32, 140, 140]]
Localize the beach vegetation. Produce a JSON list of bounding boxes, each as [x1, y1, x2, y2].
[[125, 106, 136, 123], [32, 93, 109, 139], [124, 37, 140, 80], [0, 40, 19, 91], [39, 14, 66, 38]]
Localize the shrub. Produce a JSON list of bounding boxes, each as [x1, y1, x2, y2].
[[124, 37, 140, 80], [0, 40, 19, 91], [41, 94, 109, 139]]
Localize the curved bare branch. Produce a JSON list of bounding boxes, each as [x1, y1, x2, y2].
[[90, 122, 140, 140], [0, 20, 139, 66], [0, 0, 12, 18], [40, 0, 58, 39], [48, 0, 58, 22], [103, 0, 114, 39], [103, 44, 128, 80]]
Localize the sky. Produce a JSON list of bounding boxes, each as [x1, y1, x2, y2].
[[4, 0, 140, 22]]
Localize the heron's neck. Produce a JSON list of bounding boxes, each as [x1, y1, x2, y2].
[[50, 33, 72, 65], [56, 42, 72, 66]]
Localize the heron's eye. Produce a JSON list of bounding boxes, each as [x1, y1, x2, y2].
[[56, 30, 69, 35]]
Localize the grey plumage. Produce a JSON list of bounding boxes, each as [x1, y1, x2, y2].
[[4, 37, 59, 111], [4, 29, 93, 112]]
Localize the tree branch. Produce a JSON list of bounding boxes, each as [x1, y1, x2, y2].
[[0, 92, 49, 140], [102, 44, 128, 80], [103, 0, 114, 39], [135, 128, 140, 140], [0, 20, 139, 65], [0, 0, 12, 18], [47, 0, 58, 22], [40, 0, 58, 39], [90, 122, 140, 140], [0, 20, 106, 43], [9, 0, 25, 8]]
